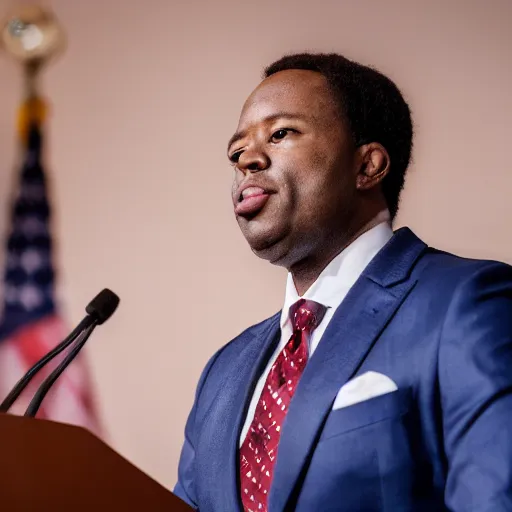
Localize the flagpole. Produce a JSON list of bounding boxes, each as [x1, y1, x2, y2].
[[0, 6, 102, 433], [24, 59, 41, 99]]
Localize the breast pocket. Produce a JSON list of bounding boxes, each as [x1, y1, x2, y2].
[[320, 387, 412, 441]]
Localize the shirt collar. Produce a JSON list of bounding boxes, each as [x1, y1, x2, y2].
[[280, 214, 394, 329]]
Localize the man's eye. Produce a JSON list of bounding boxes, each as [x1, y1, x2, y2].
[[229, 150, 243, 163], [270, 129, 293, 142]]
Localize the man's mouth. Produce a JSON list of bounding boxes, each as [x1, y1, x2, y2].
[[235, 186, 271, 216]]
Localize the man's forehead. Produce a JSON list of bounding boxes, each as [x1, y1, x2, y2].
[[238, 70, 333, 125], [227, 69, 341, 151], [243, 69, 328, 111]]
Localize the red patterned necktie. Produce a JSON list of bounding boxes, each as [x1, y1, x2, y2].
[[239, 299, 326, 512]]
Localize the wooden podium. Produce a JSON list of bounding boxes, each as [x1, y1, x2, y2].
[[0, 413, 192, 511]]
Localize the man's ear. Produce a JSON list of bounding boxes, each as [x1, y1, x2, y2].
[[356, 143, 390, 190]]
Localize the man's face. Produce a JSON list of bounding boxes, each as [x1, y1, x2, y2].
[[228, 69, 359, 268]]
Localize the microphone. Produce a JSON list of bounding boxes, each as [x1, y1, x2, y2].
[[24, 288, 119, 418], [0, 288, 119, 415]]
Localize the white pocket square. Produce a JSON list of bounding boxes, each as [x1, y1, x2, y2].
[[332, 371, 398, 410]]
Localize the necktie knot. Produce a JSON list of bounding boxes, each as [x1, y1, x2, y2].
[[289, 299, 326, 333]]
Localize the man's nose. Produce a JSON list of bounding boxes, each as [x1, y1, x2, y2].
[[237, 147, 270, 174]]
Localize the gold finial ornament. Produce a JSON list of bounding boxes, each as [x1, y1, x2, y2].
[[1, 5, 66, 142], [1, 4, 66, 65]]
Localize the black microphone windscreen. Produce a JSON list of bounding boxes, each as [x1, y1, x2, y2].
[[85, 289, 120, 325]]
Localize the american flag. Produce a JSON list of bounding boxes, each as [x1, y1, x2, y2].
[[0, 97, 100, 433]]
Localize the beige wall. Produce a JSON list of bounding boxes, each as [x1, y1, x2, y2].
[[1, 0, 511, 489]]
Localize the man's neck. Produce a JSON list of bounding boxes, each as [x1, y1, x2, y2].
[[290, 210, 391, 296]]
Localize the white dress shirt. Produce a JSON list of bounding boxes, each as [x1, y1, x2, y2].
[[240, 218, 394, 445]]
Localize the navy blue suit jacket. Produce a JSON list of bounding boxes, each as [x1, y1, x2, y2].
[[174, 228, 512, 511]]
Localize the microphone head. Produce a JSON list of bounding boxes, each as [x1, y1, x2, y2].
[[85, 289, 120, 325]]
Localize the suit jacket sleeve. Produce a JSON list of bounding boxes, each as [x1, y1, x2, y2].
[[173, 348, 222, 509], [439, 261, 512, 511]]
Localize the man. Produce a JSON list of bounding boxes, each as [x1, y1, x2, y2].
[[174, 53, 512, 511]]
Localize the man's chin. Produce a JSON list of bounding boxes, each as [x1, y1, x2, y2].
[[244, 232, 291, 266], [238, 216, 292, 263]]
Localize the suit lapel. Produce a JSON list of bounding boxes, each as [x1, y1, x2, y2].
[[213, 313, 280, 511], [268, 228, 427, 511]]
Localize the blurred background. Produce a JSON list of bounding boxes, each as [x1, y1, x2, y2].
[[0, 0, 511, 489]]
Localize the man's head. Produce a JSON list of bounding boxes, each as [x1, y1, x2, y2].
[[228, 52, 413, 270]]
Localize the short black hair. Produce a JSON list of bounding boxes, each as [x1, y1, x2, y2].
[[264, 53, 413, 220]]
